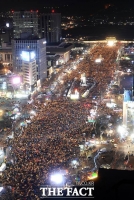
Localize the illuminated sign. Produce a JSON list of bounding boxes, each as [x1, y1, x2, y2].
[[21, 51, 30, 62], [21, 51, 35, 61], [30, 52, 35, 59]]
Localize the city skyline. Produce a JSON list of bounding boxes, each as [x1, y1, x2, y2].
[[1, 0, 134, 14]]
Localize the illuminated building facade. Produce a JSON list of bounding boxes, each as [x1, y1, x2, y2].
[[123, 101, 134, 126], [12, 38, 47, 83], [106, 37, 117, 46], [124, 90, 132, 102], [13, 11, 38, 39], [21, 50, 37, 91], [0, 43, 12, 68], [123, 90, 133, 126], [46, 43, 73, 64]]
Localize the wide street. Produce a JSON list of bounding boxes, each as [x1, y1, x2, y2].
[[0, 42, 134, 199]]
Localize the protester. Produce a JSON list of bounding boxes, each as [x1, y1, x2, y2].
[[1, 44, 120, 199]]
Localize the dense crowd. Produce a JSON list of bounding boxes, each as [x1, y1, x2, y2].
[[1, 44, 121, 199]]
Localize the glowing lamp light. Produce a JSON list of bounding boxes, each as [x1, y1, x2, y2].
[[30, 110, 36, 116], [95, 58, 101, 63], [117, 125, 126, 134], [127, 69, 131, 72], [50, 173, 63, 184], [6, 23, 9, 27], [96, 141, 99, 145], [12, 77, 20, 84], [109, 130, 113, 134], [72, 160, 77, 165]]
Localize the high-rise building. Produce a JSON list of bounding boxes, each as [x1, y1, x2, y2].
[[13, 11, 38, 39], [21, 50, 37, 91], [123, 101, 134, 126], [39, 12, 61, 43], [123, 90, 132, 102], [12, 38, 47, 83]]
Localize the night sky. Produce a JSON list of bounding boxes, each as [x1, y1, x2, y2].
[[1, 0, 134, 13]]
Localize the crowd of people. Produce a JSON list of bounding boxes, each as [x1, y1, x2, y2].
[[1, 44, 121, 199]]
